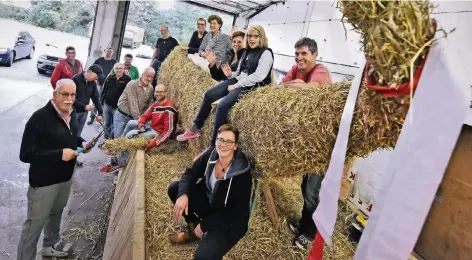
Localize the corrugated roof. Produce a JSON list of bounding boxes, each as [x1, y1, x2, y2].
[[182, 0, 284, 16]]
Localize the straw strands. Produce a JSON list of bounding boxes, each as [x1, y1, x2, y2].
[[338, 0, 436, 88], [100, 136, 151, 156]]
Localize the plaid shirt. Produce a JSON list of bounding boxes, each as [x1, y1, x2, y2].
[[50, 99, 72, 129], [117, 79, 154, 120]]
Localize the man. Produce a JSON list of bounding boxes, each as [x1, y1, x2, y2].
[[112, 67, 155, 139], [100, 84, 177, 173], [99, 63, 132, 139], [279, 37, 333, 250], [111, 53, 139, 80], [206, 30, 245, 81], [17, 79, 91, 260], [72, 64, 104, 138], [50, 46, 83, 90], [88, 47, 117, 124], [150, 25, 179, 87]]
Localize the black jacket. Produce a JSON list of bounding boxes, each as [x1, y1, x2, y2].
[[188, 30, 208, 54], [72, 73, 103, 115], [93, 57, 117, 85], [20, 101, 86, 188], [209, 48, 246, 82], [100, 74, 132, 108], [177, 148, 253, 240]]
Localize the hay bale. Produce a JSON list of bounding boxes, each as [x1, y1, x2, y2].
[[338, 0, 436, 88], [100, 136, 151, 156]]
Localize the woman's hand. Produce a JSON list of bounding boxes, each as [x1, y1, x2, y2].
[[227, 84, 236, 92], [173, 194, 189, 222], [206, 50, 216, 67], [194, 224, 204, 238], [221, 63, 232, 78]]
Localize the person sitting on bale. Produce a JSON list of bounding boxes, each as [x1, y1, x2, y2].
[[206, 30, 246, 82], [278, 37, 333, 250], [100, 84, 177, 174], [168, 124, 252, 260], [198, 15, 232, 67], [176, 25, 274, 152]]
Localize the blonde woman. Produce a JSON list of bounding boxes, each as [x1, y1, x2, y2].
[[177, 25, 274, 150]]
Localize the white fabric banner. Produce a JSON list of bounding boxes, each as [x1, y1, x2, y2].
[[313, 58, 366, 247], [354, 37, 469, 260]]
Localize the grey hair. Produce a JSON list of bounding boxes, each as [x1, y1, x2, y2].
[[55, 79, 76, 92], [294, 37, 318, 54], [143, 67, 155, 74], [161, 24, 169, 31], [114, 62, 124, 69]]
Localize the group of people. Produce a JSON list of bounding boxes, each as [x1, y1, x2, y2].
[[17, 14, 333, 260]]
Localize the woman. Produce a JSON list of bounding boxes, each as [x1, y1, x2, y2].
[[188, 18, 208, 54], [207, 30, 246, 81], [168, 124, 252, 259], [198, 15, 232, 67], [177, 25, 274, 148]]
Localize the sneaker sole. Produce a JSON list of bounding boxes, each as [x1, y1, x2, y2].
[[41, 248, 70, 257], [294, 240, 308, 251]]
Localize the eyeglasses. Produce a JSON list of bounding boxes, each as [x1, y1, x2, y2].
[[66, 52, 76, 55], [56, 91, 76, 98], [216, 138, 235, 146], [155, 91, 166, 94], [197, 23, 206, 26], [247, 34, 260, 39]]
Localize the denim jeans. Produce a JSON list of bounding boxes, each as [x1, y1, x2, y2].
[[299, 173, 325, 239], [193, 78, 245, 146], [114, 120, 159, 166], [76, 111, 88, 137], [90, 85, 101, 120], [103, 104, 116, 138], [113, 110, 133, 139]]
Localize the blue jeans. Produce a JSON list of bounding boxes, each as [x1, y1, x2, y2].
[[299, 173, 324, 239], [90, 85, 102, 120], [113, 110, 133, 139], [76, 112, 88, 137], [114, 120, 159, 166], [103, 104, 116, 138], [193, 78, 245, 146]]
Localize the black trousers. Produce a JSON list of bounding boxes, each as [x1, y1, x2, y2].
[[168, 181, 241, 260], [299, 173, 325, 239], [192, 78, 245, 146]]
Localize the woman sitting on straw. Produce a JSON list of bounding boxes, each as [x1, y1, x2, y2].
[[177, 25, 274, 150], [198, 15, 232, 67], [168, 124, 253, 259]]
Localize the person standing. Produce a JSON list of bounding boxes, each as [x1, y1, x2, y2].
[[277, 37, 332, 250], [50, 46, 83, 90], [17, 79, 91, 260], [110, 53, 140, 80], [150, 25, 179, 87], [99, 63, 131, 139], [88, 47, 117, 124], [188, 18, 208, 54]]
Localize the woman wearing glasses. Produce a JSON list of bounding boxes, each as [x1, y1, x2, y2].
[[198, 15, 232, 67], [168, 124, 252, 259], [188, 18, 208, 55], [177, 25, 274, 151]]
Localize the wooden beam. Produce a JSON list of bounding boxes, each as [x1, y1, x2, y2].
[[261, 181, 280, 231]]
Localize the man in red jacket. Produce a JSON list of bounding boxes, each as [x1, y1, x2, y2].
[[50, 46, 84, 90], [100, 84, 177, 173]]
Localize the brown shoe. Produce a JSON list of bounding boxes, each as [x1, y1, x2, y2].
[[169, 222, 199, 244]]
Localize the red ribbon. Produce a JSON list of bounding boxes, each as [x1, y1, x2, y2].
[[308, 231, 324, 260]]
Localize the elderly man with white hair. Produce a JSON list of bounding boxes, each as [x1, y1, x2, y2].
[[99, 62, 131, 139], [17, 79, 91, 259]]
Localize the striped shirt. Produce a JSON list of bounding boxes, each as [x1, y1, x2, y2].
[[199, 31, 232, 67], [50, 99, 72, 129], [117, 79, 154, 120]]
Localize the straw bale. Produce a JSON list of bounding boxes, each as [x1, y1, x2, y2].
[[145, 152, 355, 260], [338, 0, 436, 88], [100, 136, 151, 156]]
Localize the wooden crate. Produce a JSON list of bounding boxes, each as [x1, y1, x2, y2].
[[103, 150, 146, 260]]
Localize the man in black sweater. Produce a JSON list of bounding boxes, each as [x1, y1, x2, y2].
[[150, 25, 179, 88], [72, 64, 104, 137], [17, 79, 91, 260], [100, 63, 132, 138]]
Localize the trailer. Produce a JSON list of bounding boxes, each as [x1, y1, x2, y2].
[[123, 25, 144, 49]]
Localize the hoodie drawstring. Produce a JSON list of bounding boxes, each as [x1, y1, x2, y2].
[[224, 177, 233, 207]]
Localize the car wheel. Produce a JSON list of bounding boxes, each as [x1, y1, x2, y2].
[[5, 52, 14, 67], [37, 68, 46, 74], [26, 47, 34, 59]]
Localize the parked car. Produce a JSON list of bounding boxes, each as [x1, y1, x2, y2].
[[134, 44, 154, 59], [0, 30, 36, 67], [37, 43, 64, 74]]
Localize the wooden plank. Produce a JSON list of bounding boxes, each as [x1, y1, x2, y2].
[[102, 150, 146, 260], [261, 181, 280, 231]]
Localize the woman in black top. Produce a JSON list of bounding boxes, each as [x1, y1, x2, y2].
[[168, 124, 252, 260], [207, 31, 246, 81], [188, 18, 208, 54]]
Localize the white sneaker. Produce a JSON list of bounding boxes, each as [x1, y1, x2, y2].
[[41, 240, 73, 258]]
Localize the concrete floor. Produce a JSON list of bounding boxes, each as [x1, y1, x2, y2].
[[0, 76, 114, 259]]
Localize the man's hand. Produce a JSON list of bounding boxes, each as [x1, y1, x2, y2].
[[85, 105, 94, 111], [206, 50, 216, 67], [195, 224, 204, 238], [96, 116, 103, 123], [62, 148, 78, 161], [221, 63, 232, 78], [227, 84, 236, 92], [81, 142, 91, 154], [173, 194, 189, 222]]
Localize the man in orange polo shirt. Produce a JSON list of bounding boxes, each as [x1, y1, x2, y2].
[[278, 37, 332, 250]]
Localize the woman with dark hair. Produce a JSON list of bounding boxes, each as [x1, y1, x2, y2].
[[188, 18, 208, 54], [168, 124, 252, 260], [198, 15, 232, 67]]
